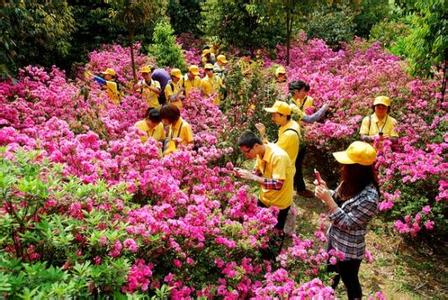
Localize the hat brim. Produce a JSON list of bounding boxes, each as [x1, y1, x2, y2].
[[332, 151, 355, 165], [220, 59, 228, 64], [264, 107, 278, 113], [374, 101, 389, 107], [190, 70, 199, 76]]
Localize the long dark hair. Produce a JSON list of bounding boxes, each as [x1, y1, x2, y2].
[[337, 164, 379, 201]]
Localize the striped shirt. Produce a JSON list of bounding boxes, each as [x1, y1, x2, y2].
[[328, 184, 379, 260]]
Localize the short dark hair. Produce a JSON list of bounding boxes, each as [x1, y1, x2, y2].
[[160, 104, 180, 123], [240, 49, 253, 58], [289, 80, 310, 92], [237, 131, 262, 148], [145, 108, 161, 122]]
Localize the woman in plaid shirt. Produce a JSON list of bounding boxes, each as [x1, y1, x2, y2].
[[315, 141, 379, 300]]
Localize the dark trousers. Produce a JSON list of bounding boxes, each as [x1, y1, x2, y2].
[[257, 200, 290, 230], [327, 259, 362, 299], [294, 143, 307, 191]]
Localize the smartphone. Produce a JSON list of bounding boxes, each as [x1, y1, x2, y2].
[[314, 169, 322, 184]]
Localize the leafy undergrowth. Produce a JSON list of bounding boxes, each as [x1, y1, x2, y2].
[[295, 178, 448, 300]]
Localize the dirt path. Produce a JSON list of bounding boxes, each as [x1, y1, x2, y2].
[[294, 192, 448, 299]]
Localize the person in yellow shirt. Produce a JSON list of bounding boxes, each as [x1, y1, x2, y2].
[[201, 48, 216, 66], [95, 68, 121, 105], [275, 66, 287, 83], [360, 96, 398, 142], [238, 50, 254, 77], [255, 101, 300, 175], [180, 65, 201, 97], [289, 80, 314, 114], [287, 80, 329, 198], [164, 68, 184, 110], [134, 108, 165, 143], [200, 63, 223, 105], [213, 54, 228, 78], [160, 104, 194, 156], [134, 66, 161, 109], [235, 131, 293, 231]]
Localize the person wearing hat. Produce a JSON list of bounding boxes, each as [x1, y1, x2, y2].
[[201, 48, 216, 67], [275, 66, 287, 83], [92, 68, 121, 105], [238, 50, 254, 77], [200, 63, 223, 105], [164, 68, 184, 110], [314, 141, 379, 300], [179, 65, 201, 97], [213, 54, 228, 78], [134, 107, 165, 143], [134, 66, 161, 109], [360, 96, 398, 142], [255, 101, 300, 176], [160, 104, 194, 156]]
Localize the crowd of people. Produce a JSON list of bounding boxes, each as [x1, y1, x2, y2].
[[91, 48, 398, 299]]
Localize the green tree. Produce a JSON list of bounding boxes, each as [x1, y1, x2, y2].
[[301, 3, 357, 49], [403, 0, 447, 101], [0, 0, 75, 77], [107, 0, 167, 81], [148, 19, 186, 70], [248, 0, 319, 65], [353, 0, 390, 38], [168, 0, 204, 36], [200, 0, 285, 51]]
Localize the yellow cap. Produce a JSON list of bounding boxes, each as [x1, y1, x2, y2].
[[275, 66, 286, 77], [204, 63, 214, 70], [333, 141, 377, 166], [264, 101, 292, 116], [140, 66, 151, 74], [217, 54, 228, 64], [188, 65, 200, 76], [373, 96, 391, 107], [202, 49, 210, 56], [170, 68, 182, 78], [102, 68, 116, 77]]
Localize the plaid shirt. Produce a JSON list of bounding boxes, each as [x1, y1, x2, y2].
[[328, 184, 379, 260]]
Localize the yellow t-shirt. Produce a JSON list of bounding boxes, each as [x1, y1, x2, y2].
[[276, 120, 300, 170], [180, 75, 201, 97], [165, 80, 183, 109], [200, 75, 222, 105], [291, 96, 314, 114], [138, 79, 161, 108], [163, 117, 194, 155], [135, 120, 165, 143], [256, 143, 294, 209], [360, 113, 398, 137], [106, 81, 120, 105]]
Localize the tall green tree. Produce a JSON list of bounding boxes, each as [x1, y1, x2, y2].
[[200, 0, 285, 51], [0, 0, 75, 77], [107, 0, 167, 81], [168, 0, 204, 36], [403, 0, 447, 101], [148, 19, 186, 70]]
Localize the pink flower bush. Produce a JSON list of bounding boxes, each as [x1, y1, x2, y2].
[[265, 35, 447, 238], [0, 36, 442, 298]]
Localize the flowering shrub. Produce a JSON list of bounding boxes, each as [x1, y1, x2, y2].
[[0, 44, 338, 297], [265, 35, 447, 241], [1, 34, 444, 298]]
